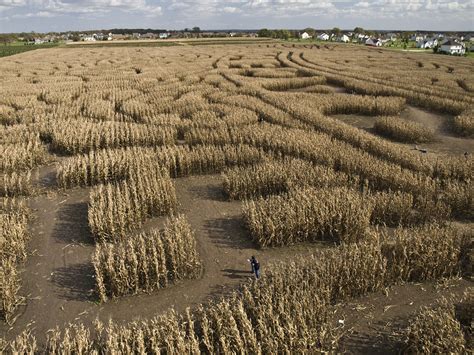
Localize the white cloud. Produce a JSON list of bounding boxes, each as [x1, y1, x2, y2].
[[222, 6, 241, 13], [0, 0, 473, 31]]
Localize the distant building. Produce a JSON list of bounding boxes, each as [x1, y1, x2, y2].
[[300, 32, 312, 40], [365, 38, 382, 47], [141, 33, 156, 39], [83, 36, 96, 42], [410, 35, 424, 42], [416, 38, 437, 49], [339, 34, 350, 43], [159, 32, 169, 39], [438, 39, 465, 55], [317, 33, 329, 41]]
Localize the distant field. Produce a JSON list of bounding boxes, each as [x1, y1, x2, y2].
[[65, 37, 274, 47], [0, 43, 59, 57]]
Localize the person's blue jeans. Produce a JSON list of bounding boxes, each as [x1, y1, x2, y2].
[[255, 269, 260, 279]]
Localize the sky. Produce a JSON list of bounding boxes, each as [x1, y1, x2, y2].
[[0, 0, 473, 33]]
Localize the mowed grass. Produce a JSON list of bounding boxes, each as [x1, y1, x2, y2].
[[0, 43, 60, 58]]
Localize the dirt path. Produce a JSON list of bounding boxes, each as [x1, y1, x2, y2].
[[333, 105, 473, 157], [2, 168, 472, 350], [1, 173, 324, 345], [335, 278, 472, 354], [400, 106, 473, 156]]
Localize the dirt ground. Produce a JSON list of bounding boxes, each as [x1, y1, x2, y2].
[[0, 170, 329, 345], [2, 164, 472, 350], [335, 278, 471, 354], [334, 105, 473, 157]]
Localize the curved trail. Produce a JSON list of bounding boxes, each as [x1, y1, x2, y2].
[[1, 168, 324, 345]]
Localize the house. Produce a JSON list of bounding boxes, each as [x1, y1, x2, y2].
[[438, 39, 465, 55], [338, 34, 350, 43], [416, 38, 437, 49], [317, 33, 329, 41], [159, 32, 169, 39], [355, 33, 369, 43], [410, 35, 424, 42], [83, 36, 96, 42], [34, 38, 45, 45], [385, 33, 398, 41], [141, 33, 157, 39], [94, 33, 106, 41], [365, 38, 382, 47], [300, 32, 311, 40]]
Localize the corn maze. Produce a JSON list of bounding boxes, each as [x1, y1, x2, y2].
[[0, 42, 473, 352]]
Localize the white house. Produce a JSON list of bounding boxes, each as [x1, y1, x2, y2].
[[300, 32, 311, 40], [339, 34, 350, 43], [365, 38, 382, 47], [159, 32, 169, 39], [410, 35, 424, 42], [317, 33, 330, 41], [439, 39, 465, 55], [83, 36, 96, 42], [416, 38, 437, 49]]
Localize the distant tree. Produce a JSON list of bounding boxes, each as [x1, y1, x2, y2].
[[273, 29, 291, 40], [71, 34, 80, 42], [257, 29, 272, 38], [0, 34, 14, 46], [192, 27, 201, 32], [331, 27, 341, 36], [303, 28, 315, 37], [353, 27, 364, 34]]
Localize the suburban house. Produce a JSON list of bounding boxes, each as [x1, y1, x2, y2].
[[300, 32, 312, 40], [159, 32, 169, 39], [317, 33, 330, 41], [141, 33, 157, 39], [83, 35, 96, 42], [365, 38, 382, 47], [416, 38, 437, 49], [438, 39, 466, 55], [410, 35, 424, 42], [355, 33, 369, 42], [339, 34, 350, 43]]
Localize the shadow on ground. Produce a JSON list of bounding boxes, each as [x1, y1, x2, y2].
[[52, 202, 94, 245], [188, 183, 228, 202], [339, 316, 407, 354], [204, 216, 256, 250], [222, 268, 253, 280], [51, 262, 97, 302]]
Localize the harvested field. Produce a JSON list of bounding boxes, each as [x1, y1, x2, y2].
[[0, 43, 472, 352]]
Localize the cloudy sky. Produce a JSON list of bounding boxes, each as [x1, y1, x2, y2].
[[0, 0, 472, 33]]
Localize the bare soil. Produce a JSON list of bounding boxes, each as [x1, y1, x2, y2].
[[1, 161, 471, 350], [1, 172, 328, 346], [335, 278, 472, 354], [334, 105, 474, 157]]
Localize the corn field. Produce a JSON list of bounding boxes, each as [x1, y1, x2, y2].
[[405, 293, 472, 353], [243, 187, 374, 246], [374, 116, 435, 143], [88, 170, 177, 242], [0, 42, 472, 351], [0, 198, 29, 323], [93, 215, 201, 301]]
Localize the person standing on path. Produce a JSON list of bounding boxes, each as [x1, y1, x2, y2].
[[248, 256, 261, 279]]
